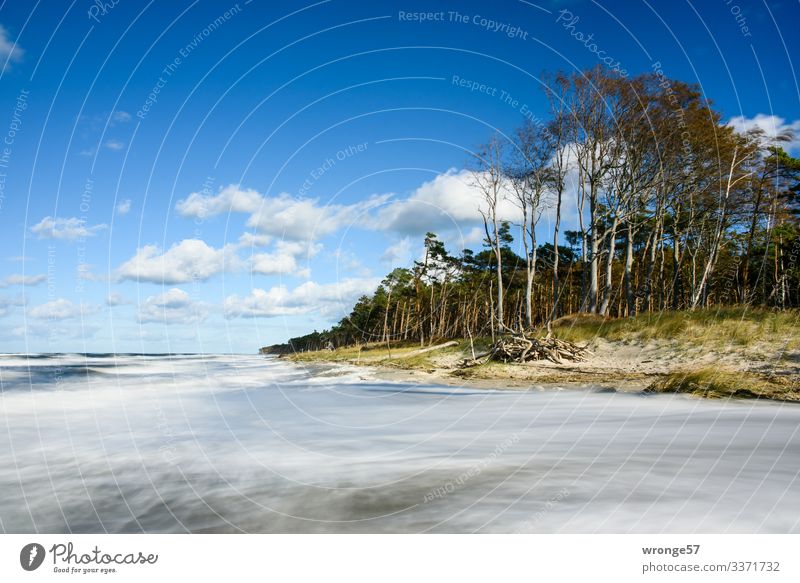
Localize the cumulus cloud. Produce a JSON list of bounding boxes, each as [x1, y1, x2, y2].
[[0, 25, 23, 71], [224, 277, 380, 319], [111, 111, 131, 124], [116, 199, 131, 215], [176, 184, 263, 218], [0, 273, 46, 288], [169, 171, 574, 273], [729, 114, 800, 151], [237, 232, 272, 248], [116, 239, 240, 284], [374, 169, 519, 235], [106, 292, 129, 306], [332, 248, 372, 277], [0, 295, 25, 317], [175, 176, 509, 242], [460, 227, 486, 246], [77, 264, 107, 282], [28, 298, 97, 320], [380, 237, 412, 265], [104, 139, 125, 151], [30, 216, 107, 241], [137, 288, 208, 324], [176, 184, 388, 240], [250, 240, 321, 278], [117, 236, 318, 285], [246, 194, 386, 240]]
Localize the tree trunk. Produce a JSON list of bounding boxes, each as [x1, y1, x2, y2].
[[551, 187, 562, 322], [599, 216, 619, 316], [589, 231, 600, 313], [624, 224, 636, 316]]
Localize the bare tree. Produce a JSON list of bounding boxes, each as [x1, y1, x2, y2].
[[507, 121, 553, 329], [691, 134, 756, 309], [472, 135, 508, 333], [568, 68, 617, 313], [544, 73, 572, 324]]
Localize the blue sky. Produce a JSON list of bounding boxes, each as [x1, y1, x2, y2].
[[0, 0, 797, 353]]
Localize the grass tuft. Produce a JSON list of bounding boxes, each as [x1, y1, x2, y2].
[[647, 367, 799, 402], [551, 307, 799, 350]]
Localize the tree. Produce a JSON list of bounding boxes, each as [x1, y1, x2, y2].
[[472, 135, 509, 333], [507, 120, 553, 329], [275, 66, 800, 353], [691, 131, 757, 309], [543, 74, 572, 323]]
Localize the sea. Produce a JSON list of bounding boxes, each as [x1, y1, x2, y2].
[[1, 353, 798, 533]]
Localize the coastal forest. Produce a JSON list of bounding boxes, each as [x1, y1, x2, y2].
[[269, 66, 800, 353]]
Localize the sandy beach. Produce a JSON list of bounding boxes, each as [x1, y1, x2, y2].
[[286, 334, 800, 401]]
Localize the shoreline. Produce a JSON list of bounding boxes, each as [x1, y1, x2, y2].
[[283, 335, 800, 402]]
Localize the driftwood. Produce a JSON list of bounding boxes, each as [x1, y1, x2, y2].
[[384, 340, 460, 360], [411, 340, 460, 355], [460, 334, 591, 367]]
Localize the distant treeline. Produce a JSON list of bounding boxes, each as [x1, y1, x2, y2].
[[266, 66, 800, 353]]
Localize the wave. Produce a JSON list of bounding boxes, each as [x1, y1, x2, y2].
[[0, 353, 328, 394]]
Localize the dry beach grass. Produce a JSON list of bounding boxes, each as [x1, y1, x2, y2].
[[286, 308, 800, 402]]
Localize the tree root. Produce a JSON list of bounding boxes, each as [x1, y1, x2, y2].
[[460, 334, 591, 367]]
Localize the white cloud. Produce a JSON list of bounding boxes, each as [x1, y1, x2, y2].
[[111, 110, 131, 124], [332, 248, 372, 277], [223, 287, 292, 319], [77, 264, 107, 282], [0, 273, 46, 288], [116, 239, 240, 284], [105, 139, 125, 151], [176, 184, 388, 240], [460, 226, 486, 246], [374, 169, 519, 235], [176, 176, 515, 243], [237, 232, 272, 248], [249, 240, 321, 278], [30, 216, 107, 241], [176, 184, 263, 219], [246, 194, 384, 240], [224, 277, 380, 319], [106, 292, 129, 306], [28, 298, 97, 320], [137, 288, 208, 324], [380, 237, 412, 265], [0, 295, 25, 317], [728, 114, 800, 151], [116, 199, 131, 215], [370, 165, 580, 254], [0, 25, 23, 71], [170, 171, 569, 268]]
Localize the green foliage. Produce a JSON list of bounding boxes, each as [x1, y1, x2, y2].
[[268, 66, 800, 353]]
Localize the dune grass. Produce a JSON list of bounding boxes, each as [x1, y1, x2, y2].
[[284, 307, 799, 401], [289, 308, 799, 363], [646, 367, 799, 402], [290, 308, 798, 359], [551, 307, 800, 350]]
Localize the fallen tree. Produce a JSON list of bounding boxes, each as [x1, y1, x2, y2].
[[461, 334, 591, 367]]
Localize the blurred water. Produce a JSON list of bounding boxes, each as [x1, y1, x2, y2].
[[1, 353, 798, 533]]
